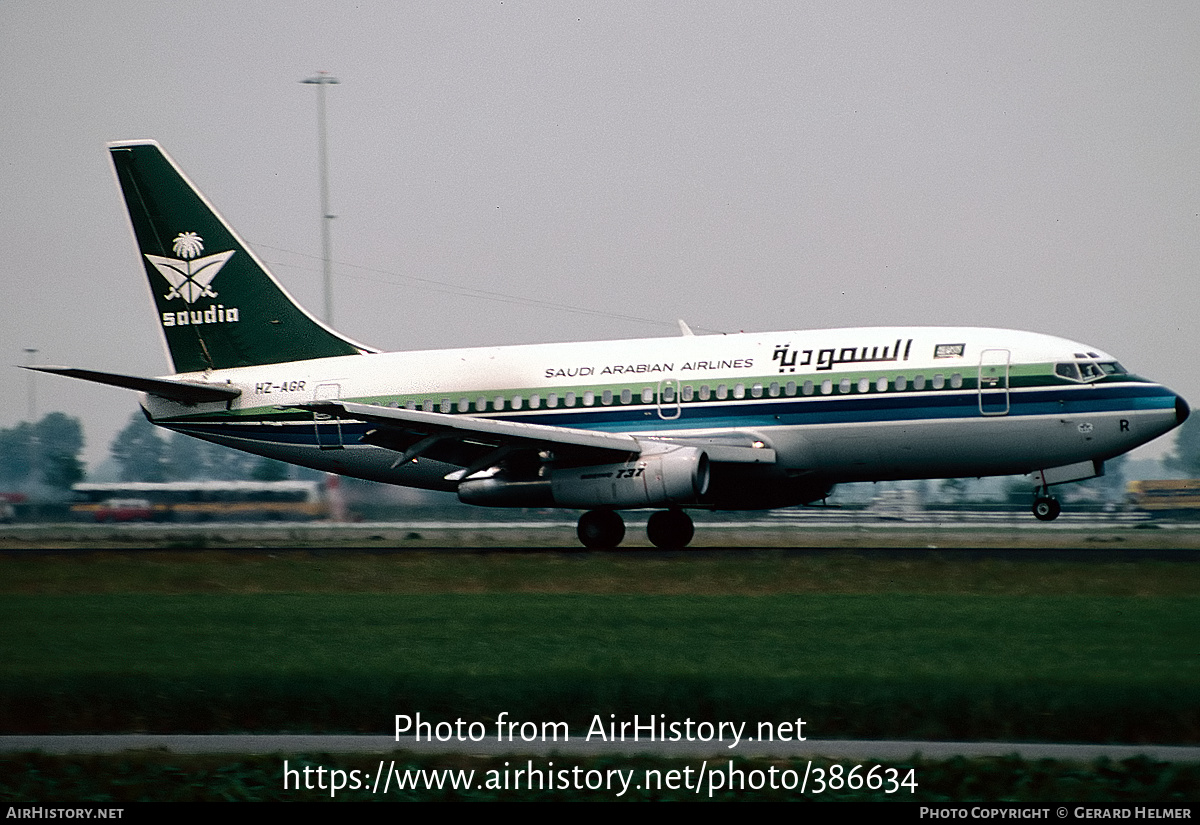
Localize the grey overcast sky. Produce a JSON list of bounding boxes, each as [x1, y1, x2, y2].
[[2, 2, 1197, 468]]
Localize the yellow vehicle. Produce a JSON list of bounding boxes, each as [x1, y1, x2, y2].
[[1126, 479, 1200, 513], [72, 481, 328, 522]]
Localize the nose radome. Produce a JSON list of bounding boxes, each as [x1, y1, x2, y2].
[[1178, 395, 1191, 426]]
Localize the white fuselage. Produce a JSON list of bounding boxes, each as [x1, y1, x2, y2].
[[142, 326, 1184, 508]]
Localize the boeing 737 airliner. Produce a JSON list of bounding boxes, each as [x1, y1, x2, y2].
[[31, 141, 1190, 547]]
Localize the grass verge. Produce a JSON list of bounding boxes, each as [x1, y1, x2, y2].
[[2, 591, 1195, 741]]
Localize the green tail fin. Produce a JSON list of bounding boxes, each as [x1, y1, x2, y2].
[[109, 140, 370, 373]]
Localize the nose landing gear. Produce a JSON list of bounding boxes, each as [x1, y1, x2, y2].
[[1032, 495, 1061, 521]]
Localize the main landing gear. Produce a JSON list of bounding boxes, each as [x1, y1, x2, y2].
[[646, 508, 695, 549], [576, 509, 625, 549], [575, 508, 695, 549], [1032, 494, 1061, 521]]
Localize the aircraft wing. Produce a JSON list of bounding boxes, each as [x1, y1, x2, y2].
[[312, 400, 641, 471], [312, 400, 775, 471]]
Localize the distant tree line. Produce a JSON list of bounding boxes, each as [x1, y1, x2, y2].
[[0, 413, 86, 494], [108, 411, 305, 482], [1165, 414, 1200, 478]]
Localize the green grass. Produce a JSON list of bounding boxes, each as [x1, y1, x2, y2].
[[3, 548, 1198, 596], [3, 548, 1197, 802], [2, 590, 1196, 741]]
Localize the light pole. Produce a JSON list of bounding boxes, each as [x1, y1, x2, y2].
[[301, 71, 339, 325], [22, 347, 39, 493], [23, 348, 38, 422]]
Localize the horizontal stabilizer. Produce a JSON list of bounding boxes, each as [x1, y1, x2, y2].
[[23, 366, 241, 405]]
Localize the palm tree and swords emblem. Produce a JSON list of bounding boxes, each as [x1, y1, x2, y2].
[[145, 232, 234, 304]]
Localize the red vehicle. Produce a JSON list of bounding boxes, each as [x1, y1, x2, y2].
[[92, 498, 155, 522]]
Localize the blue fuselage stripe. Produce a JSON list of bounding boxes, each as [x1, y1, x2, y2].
[[166, 383, 1176, 446]]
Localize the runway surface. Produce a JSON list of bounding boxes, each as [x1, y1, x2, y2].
[[4, 518, 1200, 556]]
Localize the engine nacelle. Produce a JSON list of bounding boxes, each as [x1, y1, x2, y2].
[[456, 446, 710, 509], [456, 476, 554, 507], [551, 446, 709, 508]]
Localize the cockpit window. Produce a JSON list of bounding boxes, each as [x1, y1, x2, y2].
[[1055, 360, 1126, 383], [1055, 363, 1080, 381]]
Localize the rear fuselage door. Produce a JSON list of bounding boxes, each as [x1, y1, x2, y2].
[[313, 382, 345, 449], [978, 349, 1010, 416]]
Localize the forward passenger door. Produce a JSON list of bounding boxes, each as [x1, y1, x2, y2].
[[978, 349, 1010, 416]]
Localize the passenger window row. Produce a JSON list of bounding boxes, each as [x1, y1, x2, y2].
[[388, 373, 966, 413]]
